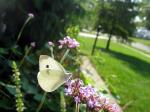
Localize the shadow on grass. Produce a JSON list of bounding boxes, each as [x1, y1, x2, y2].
[[97, 47, 150, 77]]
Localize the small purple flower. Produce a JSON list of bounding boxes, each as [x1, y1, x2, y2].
[[58, 45, 63, 49], [87, 99, 95, 108], [74, 96, 81, 103], [28, 13, 34, 18], [79, 87, 90, 98], [48, 41, 54, 47], [85, 85, 96, 95], [30, 42, 36, 47], [78, 79, 84, 86], [64, 87, 72, 95], [58, 36, 79, 49], [104, 103, 121, 112], [94, 102, 103, 112], [79, 85, 96, 99], [75, 78, 84, 88]]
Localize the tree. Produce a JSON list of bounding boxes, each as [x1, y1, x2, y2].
[[79, 0, 99, 30], [143, 4, 150, 30], [96, 0, 138, 50]]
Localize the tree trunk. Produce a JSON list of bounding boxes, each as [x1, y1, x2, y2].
[[106, 33, 112, 50], [91, 32, 99, 55]]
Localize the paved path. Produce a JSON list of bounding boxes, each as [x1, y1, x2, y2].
[[130, 42, 150, 53], [79, 32, 117, 41], [119, 43, 150, 58], [80, 56, 123, 112]]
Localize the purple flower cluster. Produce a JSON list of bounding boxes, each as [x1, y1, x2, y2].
[[58, 36, 79, 49], [64, 79, 121, 112]]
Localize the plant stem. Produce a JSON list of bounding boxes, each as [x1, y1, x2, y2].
[[86, 105, 92, 112], [75, 103, 79, 112], [75, 103, 77, 112], [12, 61, 25, 112], [77, 103, 79, 112], [86, 106, 88, 112], [36, 92, 47, 112], [8, 14, 33, 60], [60, 49, 70, 64], [16, 16, 33, 44], [50, 47, 54, 59], [19, 47, 32, 68], [59, 49, 70, 112], [60, 91, 66, 112]]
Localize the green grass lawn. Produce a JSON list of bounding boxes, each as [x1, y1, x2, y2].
[[130, 37, 150, 46], [78, 37, 150, 112]]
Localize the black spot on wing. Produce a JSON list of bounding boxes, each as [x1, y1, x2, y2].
[[46, 65, 49, 68]]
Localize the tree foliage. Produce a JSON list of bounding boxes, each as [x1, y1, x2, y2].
[[143, 5, 150, 30], [79, 0, 99, 30], [96, 0, 139, 49]]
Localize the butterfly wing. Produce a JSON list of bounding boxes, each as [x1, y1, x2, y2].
[[39, 55, 62, 71], [38, 55, 72, 92], [37, 69, 71, 92]]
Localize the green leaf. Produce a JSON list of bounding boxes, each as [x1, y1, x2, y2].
[[0, 99, 13, 109], [22, 76, 38, 94], [25, 54, 38, 65], [10, 45, 22, 56], [0, 81, 16, 95], [0, 47, 8, 55], [33, 93, 43, 101]]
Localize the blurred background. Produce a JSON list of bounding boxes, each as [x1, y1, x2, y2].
[[0, 0, 150, 112]]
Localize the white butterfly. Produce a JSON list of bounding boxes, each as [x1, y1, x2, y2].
[[37, 55, 72, 92]]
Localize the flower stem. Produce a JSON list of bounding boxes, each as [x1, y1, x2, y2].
[[60, 49, 70, 112], [75, 103, 77, 112], [77, 103, 79, 112], [36, 92, 47, 112], [8, 14, 33, 60], [19, 47, 32, 68], [75, 103, 79, 112], [86, 106, 90, 112], [60, 91, 66, 112], [60, 49, 70, 64], [16, 16, 33, 44], [86, 106, 88, 112], [50, 47, 54, 59]]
